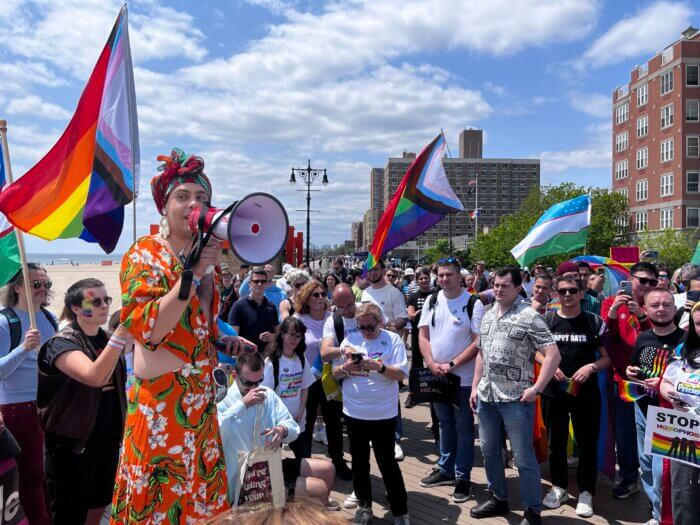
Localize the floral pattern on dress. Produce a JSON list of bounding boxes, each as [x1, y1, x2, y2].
[[111, 235, 228, 524]]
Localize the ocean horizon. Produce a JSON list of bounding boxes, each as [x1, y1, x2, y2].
[[28, 253, 123, 265]]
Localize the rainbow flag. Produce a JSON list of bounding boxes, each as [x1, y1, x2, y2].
[[0, 7, 139, 254], [0, 148, 20, 286], [615, 376, 649, 402], [365, 133, 463, 270], [557, 377, 580, 396]]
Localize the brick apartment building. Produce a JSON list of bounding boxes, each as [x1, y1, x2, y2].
[[356, 129, 540, 256], [612, 26, 700, 234]]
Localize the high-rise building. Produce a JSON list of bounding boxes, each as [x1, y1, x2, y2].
[[351, 221, 363, 251], [360, 129, 540, 254], [370, 168, 385, 215], [459, 128, 483, 158], [612, 26, 700, 234]]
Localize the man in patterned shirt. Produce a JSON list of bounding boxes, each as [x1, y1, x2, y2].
[[469, 267, 560, 525]]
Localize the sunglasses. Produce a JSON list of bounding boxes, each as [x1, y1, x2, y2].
[[658, 274, 670, 280], [31, 280, 52, 290], [212, 368, 228, 403], [633, 276, 659, 287], [251, 279, 268, 285], [238, 375, 264, 388], [311, 292, 325, 299], [282, 330, 302, 339], [88, 296, 113, 307], [557, 287, 579, 296], [358, 323, 377, 333]]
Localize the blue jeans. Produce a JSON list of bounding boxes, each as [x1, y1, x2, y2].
[[477, 400, 542, 512], [614, 393, 640, 484], [634, 403, 662, 520], [434, 386, 475, 481]]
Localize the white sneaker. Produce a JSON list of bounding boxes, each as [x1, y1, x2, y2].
[[313, 423, 328, 445], [394, 442, 405, 461], [543, 486, 569, 509], [344, 491, 360, 509], [644, 520, 659, 525], [575, 491, 593, 517]]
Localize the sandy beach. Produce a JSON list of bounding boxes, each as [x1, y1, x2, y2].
[[43, 263, 122, 319]]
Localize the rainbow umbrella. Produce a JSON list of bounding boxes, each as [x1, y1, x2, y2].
[[571, 255, 630, 296]]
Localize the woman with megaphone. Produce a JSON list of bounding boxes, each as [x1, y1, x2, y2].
[[111, 149, 254, 523]]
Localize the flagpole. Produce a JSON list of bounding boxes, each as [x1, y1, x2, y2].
[[132, 195, 136, 243], [441, 129, 455, 255], [0, 119, 37, 329]]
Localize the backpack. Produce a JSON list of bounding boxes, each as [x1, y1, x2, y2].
[[0, 307, 58, 350], [272, 352, 305, 390], [426, 291, 479, 327]]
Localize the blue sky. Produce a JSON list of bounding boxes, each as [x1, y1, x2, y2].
[[0, 0, 695, 254]]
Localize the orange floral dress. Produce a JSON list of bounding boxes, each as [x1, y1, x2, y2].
[[111, 235, 228, 524]]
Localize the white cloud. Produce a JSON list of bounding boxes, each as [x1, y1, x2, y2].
[[532, 96, 558, 106], [539, 122, 611, 177], [574, 1, 692, 70], [6, 95, 71, 121], [568, 91, 610, 118], [485, 81, 508, 97]]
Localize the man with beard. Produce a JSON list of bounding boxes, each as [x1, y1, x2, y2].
[[626, 288, 685, 525], [0, 263, 58, 525]]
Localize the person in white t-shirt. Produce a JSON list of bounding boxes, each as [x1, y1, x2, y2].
[[262, 316, 316, 459], [361, 259, 408, 460], [332, 303, 410, 525], [417, 257, 479, 504]]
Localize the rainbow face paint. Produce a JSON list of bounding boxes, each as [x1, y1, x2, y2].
[[80, 290, 95, 318]]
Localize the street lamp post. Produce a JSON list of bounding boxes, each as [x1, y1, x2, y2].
[[290, 159, 328, 266]]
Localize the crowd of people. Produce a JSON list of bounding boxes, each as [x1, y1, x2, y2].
[[0, 150, 698, 525]]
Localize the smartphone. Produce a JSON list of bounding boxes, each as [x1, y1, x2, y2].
[[688, 290, 700, 303], [351, 352, 364, 364], [214, 340, 257, 353], [619, 280, 633, 296]]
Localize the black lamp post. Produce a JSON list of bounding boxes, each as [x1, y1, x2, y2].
[[290, 159, 328, 265]]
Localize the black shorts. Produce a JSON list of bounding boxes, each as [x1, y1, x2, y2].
[[282, 457, 302, 497], [45, 433, 121, 524]]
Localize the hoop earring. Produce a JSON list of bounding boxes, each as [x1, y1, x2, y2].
[[159, 215, 170, 239]]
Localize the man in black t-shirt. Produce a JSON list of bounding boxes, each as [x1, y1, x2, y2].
[[626, 288, 685, 524], [228, 267, 279, 351], [542, 275, 611, 518]]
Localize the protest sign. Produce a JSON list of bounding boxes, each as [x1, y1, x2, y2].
[[409, 368, 460, 405], [644, 406, 699, 468]]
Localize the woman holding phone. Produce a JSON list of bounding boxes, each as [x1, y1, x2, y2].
[[332, 303, 410, 525]]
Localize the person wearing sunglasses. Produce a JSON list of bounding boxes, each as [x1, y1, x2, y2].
[[332, 303, 410, 525], [37, 278, 132, 524], [555, 262, 601, 315], [0, 263, 57, 525], [236, 264, 288, 313], [229, 267, 280, 352], [540, 275, 611, 518], [601, 261, 659, 500], [279, 270, 310, 320], [218, 352, 335, 507]]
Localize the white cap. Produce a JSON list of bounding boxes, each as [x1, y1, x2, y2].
[[404, 268, 415, 275]]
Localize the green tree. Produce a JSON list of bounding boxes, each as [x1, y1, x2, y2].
[[638, 228, 698, 270], [471, 183, 629, 268], [423, 239, 451, 264]]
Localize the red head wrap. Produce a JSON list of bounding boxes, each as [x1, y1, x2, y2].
[[151, 148, 212, 214]]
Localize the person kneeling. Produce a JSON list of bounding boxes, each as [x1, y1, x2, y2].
[[218, 352, 335, 507]]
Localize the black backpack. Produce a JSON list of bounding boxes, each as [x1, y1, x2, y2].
[[426, 291, 479, 327], [0, 307, 58, 351]]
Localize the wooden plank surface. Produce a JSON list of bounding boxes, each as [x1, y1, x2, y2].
[[309, 392, 652, 524]]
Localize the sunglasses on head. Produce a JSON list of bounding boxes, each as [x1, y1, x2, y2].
[[438, 257, 459, 265], [633, 276, 659, 287], [358, 323, 377, 333], [557, 287, 579, 296], [31, 280, 52, 290], [87, 296, 113, 307], [251, 279, 268, 285], [238, 375, 264, 388]]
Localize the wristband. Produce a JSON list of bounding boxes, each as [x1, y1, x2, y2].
[[449, 360, 456, 369], [110, 336, 127, 344]]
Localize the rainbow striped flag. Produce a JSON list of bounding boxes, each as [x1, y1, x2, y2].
[[365, 133, 463, 270], [615, 376, 649, 402], [0, 7, 139, 253], [0, 149, 20, 285], [557, 377, 580, 396]]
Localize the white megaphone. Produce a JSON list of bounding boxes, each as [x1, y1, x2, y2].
[[188, 193, 289, 265]]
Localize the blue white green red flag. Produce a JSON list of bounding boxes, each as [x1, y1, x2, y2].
[[511, 195, 591, 267]]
